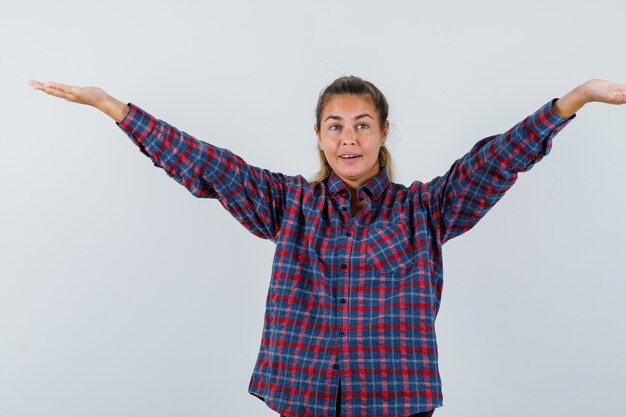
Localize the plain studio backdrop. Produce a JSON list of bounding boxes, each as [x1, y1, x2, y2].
[[1, 1, 625, 416]]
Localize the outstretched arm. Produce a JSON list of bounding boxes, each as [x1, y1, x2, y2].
[[553, 79, 626, 118], [427, 78, 625, 244], [29, 80, 130, 123], [29, 79, 294, 242]]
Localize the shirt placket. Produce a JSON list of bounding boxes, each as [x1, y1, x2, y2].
[[331, 191, 350, 375], [332, 190, 370, 416]]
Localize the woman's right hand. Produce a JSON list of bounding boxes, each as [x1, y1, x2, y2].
[[29, 80, 130, 123], [29, 80, 108, 107]]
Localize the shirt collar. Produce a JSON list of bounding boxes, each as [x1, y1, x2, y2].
[[326, 168, 390, 200]]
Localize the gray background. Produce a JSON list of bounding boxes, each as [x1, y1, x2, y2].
[[1, 0, 625, 416]]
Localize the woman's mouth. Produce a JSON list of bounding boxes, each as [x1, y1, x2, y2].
[[338, 154, 362, 165]]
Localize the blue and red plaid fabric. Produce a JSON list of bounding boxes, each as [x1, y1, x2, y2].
[[117, 98, 574, 417]]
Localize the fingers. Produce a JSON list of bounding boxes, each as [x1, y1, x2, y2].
[[606, 81, 625, 104], [29, 79, 69, 93], [607, 82, 626, 105], [29, 79, 77, 102], [28, 79, 45, 90], [44, 86, 72, 100]]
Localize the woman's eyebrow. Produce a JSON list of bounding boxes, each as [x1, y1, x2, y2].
[[324, 115, 342, 122], [324, 113, 374, 122]]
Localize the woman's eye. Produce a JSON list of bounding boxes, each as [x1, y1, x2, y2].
[[357, 123, 369, 129], [329, 125, 340, 131]]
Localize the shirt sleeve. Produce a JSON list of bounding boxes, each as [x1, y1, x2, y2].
[[425, 98, 576, 245], [116, 103, 290, 242]]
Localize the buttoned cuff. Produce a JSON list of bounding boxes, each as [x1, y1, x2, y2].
[[509, 97, 577, 171], [116, 103, 158, 159], [527, 97, 576, 140]]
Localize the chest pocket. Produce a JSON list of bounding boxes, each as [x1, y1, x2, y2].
[[365, 222, 414, 273]]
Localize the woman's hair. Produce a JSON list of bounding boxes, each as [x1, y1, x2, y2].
[[310, 75, 395, 183]]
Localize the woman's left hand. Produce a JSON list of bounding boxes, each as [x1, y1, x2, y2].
[[579, 79, 626, 105], [553, 79, 626, 118]]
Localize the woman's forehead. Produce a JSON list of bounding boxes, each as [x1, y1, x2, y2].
[[322, 94, 376, 119]]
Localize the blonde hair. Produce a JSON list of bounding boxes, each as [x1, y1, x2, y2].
[[310, 75, 395, 183]]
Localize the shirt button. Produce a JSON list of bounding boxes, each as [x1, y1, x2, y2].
[[345, 232, 351, 237], [333, 364, 340, 369], [340, 298, 347, 304], [341, 264, 347, 269], [339, 331, 346, 337], [341, 207, 347, 211]]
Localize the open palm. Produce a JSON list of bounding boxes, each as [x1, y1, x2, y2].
[[28, 80, 107, 107], [582, 79, 626, 105]]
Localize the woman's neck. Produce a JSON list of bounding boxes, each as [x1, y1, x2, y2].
[[349, 190, 365, 217]]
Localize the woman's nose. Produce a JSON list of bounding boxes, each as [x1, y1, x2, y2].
[[341, 128, 356, 144]]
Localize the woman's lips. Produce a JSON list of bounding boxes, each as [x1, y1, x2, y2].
[[338, 155, 361, 164]]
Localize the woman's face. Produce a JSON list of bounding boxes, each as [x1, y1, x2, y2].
[[315, 94, 389, 192]]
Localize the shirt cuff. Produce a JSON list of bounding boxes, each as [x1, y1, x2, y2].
[[518, 97, 576, 170], [527, 97, 576, 140], [116, 103, 158, 158]]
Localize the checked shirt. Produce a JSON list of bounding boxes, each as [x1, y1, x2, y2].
[[117, 98, 574, 417]]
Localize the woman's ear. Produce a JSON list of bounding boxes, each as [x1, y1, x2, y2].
[[382, 120, 389, 145], [314, 125, 322, 149]]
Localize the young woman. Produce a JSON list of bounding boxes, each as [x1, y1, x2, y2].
[[29, 76, 625, 417]]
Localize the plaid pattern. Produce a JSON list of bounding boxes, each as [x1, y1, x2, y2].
[[117, 98, 574, 417]]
